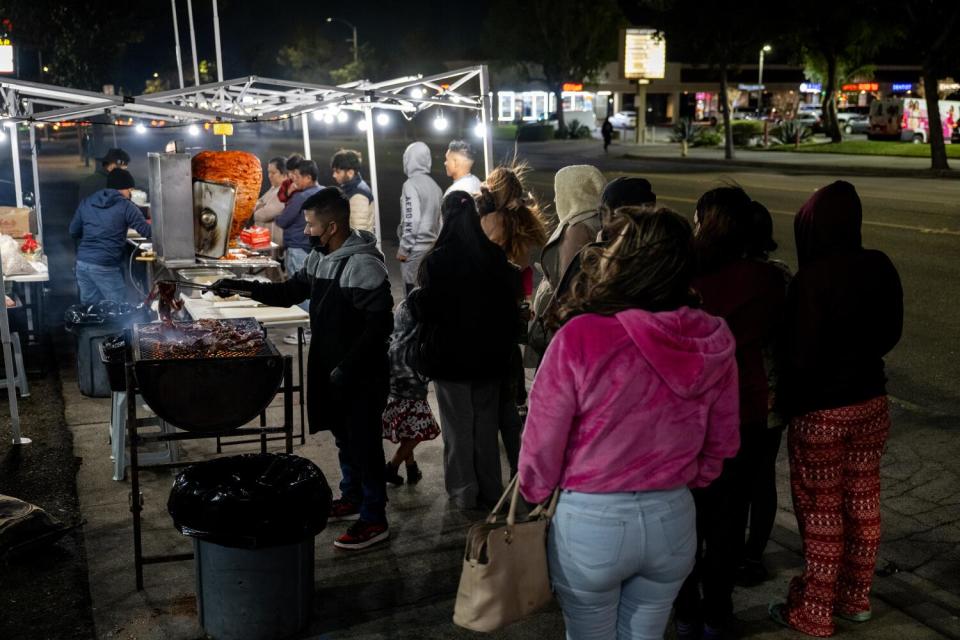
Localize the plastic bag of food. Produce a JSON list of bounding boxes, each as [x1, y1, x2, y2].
[[0, 234, 34, 275]]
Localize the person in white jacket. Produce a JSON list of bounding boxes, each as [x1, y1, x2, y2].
[[397, 142, 442, 295], [331, 149, 376, 234], [252, 156, 288, 246], [443, 140, 482, 197]]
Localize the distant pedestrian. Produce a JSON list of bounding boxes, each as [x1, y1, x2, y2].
[[443, 140, 482, 197], [769, 181, 903, 637], [601, 116, 614, 152], [81, 129, 94, 167], [382, 297, 440, 486], [519, 207, 740, 640], [408, 192, 522, 510], [331, 149, 376, 234], [397, 142, 442, 296], [674, 187, 787, 640], [476, 163, 547, 476]]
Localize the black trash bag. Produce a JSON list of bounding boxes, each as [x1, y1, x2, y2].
[[0, 494, 73, 557], [64, 301, 152, 332], [168, 453, 332, 549], [99, 334, 129, 393]]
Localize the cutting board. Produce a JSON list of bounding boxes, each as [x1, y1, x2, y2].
[[217, 306, 309, 323]]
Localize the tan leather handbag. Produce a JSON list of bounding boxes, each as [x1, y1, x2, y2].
[[452, 476, 560, 632]]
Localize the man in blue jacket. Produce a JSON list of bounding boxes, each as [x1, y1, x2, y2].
[[275, 159, 322, 342], [69, 168, 152, 305]]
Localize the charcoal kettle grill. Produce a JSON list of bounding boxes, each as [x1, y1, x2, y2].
[[124, 317, 295, 590], [132, 318, 284, 432]]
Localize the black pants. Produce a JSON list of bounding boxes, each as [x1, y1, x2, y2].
[[329, 385, 389, 524], [498, 344, 524, 477], [674, 464, 738, 628], [731, 424, 783, 561]]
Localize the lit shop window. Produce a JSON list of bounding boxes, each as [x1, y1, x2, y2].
[[498, 93, 516, 121]]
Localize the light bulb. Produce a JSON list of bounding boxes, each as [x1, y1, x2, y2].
[[336, 111, 348, 123], [188, 124, 200, 136], [376, 112, 390, 127], [433, 115, 448, 131], [135, 124, 147, 134], [357, 119, 368, 132], [410, 87, 424, 99]]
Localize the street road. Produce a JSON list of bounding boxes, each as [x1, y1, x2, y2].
[[28, 132, 960, 419]]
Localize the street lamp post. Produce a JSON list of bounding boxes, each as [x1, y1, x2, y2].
[[757, 44, 772, 113], [326, 17, 358, 66]]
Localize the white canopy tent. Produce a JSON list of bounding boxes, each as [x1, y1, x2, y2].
[[0, 66, 494, 444]]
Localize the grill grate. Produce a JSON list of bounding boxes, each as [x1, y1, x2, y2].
[[134, 318, 274, 362]]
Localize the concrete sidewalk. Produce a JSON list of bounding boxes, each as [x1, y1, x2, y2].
[[60, 341, 959, 639], [619, 141, 960, 178]]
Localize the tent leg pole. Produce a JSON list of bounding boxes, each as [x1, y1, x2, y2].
[[28, 111, 43, 247], [301, 113, 311, 160], [479, 65, 494, 178], [0, 265, 27, 445], [10, 123, 23, 208], [364, 107, 381, 249]]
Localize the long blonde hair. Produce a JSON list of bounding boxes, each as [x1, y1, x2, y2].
[[476, 163, 547, 264]]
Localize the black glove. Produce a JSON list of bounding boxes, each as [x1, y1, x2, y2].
[[207, 278, 256, 298], [329, 367, 347, 386]]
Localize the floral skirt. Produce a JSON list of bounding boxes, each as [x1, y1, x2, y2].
[[382, 397, 441, 444]]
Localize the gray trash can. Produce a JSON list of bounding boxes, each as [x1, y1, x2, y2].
[[168, 454, 332, 640], [194, 537, 314, 640], [65, 302, 150, 398]]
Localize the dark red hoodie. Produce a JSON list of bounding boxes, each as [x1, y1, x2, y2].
[[777, 180, 903, 416], [695, 259, 786, 427]]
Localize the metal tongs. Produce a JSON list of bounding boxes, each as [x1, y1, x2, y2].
[[150, 280, 252, 298]]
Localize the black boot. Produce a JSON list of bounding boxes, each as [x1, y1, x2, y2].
[[385, 461, 404, 486], [405, 461, 423, 485]]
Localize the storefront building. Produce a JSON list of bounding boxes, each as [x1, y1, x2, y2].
[[487, 62, 933, 129]]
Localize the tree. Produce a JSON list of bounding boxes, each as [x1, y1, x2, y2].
[[1, 0, 145, 90], [624, 0, 782, 159], [486, 0, 623, 135], [789, 2, 895, 143], [898, 1, 960, 171]]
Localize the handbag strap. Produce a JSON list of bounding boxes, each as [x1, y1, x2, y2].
[[488, 476, 561, 525], [486, 475, 519, 525]]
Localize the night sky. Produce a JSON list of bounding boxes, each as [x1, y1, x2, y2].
[[119, 0, 491, 91]]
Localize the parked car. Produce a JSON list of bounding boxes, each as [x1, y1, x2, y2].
[[794, 112, 822, 130], [844, 115, 870, 134], [610, 110, 637, 129], [837, 106, 870, 123]]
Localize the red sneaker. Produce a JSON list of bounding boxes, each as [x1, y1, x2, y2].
[[333, 520, 389, 550], [328, 498, 360, 522]]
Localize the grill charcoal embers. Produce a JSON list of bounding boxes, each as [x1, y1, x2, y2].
[[135, 318, 268, 361]]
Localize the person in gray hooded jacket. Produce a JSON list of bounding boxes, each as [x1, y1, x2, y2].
[[397, 142, 442, 295]]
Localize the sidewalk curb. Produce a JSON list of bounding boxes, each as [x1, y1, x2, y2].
[[622, 152, 960, 180]]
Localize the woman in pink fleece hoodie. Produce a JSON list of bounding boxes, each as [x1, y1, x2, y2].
[[519, 207, 740, 640]]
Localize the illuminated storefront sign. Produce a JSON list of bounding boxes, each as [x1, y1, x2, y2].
[[799, 82, 822, 93], [0, 38, 13, 74], [891, 83, 913, 92], [562, 82, 583, 92], [622, 29, 666, 80], [841, 82, 879, 92]]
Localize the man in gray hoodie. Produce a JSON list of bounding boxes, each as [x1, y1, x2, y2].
[[397, 142, 442, 294]]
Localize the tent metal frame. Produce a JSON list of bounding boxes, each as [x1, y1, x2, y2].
[[0, 65, 494, 445]]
